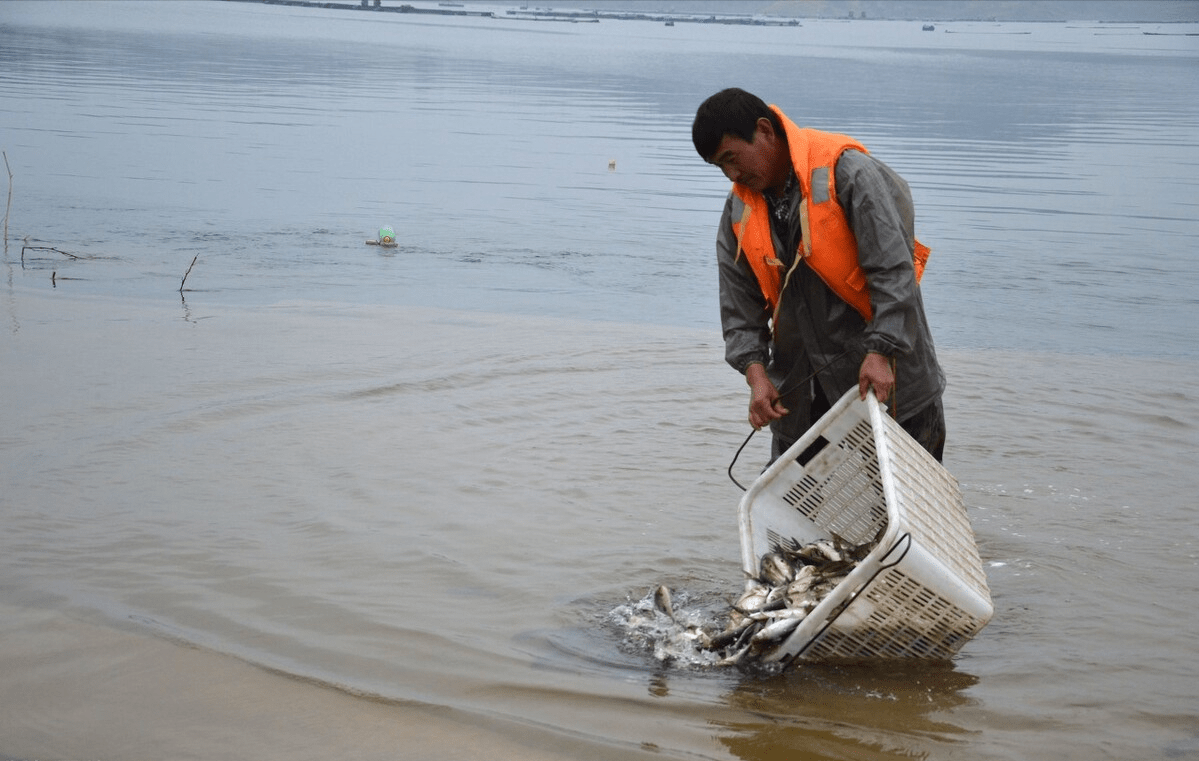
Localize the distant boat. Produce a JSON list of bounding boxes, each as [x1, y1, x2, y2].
[[665, 20, 674, 26], [922, 24, 935, 31]]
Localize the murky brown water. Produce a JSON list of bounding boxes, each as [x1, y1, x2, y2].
[[2, 292, 1197, 760]]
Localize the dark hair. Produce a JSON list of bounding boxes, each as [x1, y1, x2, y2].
[[691, 88, 783, 160]]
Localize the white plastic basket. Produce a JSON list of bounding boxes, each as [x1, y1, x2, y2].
[[738, 388, 993, 663]]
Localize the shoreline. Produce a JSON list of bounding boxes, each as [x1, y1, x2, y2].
[[0, 599, 597, 761]]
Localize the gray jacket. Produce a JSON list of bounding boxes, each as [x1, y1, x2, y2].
[[715, 148, 944, 442]]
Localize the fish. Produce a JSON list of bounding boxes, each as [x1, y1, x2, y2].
[[813, 539, 842, 562], [732, 581, 770, 614], [653, 585, 676, 622], [759, 552, 794, 587], [752, 614, 803, 643], [784, 564, 817, 606], [699, 533, 880, 666], [706, 621, 751, 652], [717, 643, 752, 666]]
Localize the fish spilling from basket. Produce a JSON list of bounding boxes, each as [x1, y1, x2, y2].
[[610, 389, 994, 670], [700, 531, 882, 665], [618, 532, 880, 670]]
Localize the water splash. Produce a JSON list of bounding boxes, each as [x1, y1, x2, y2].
[[607, 587, 729, 668]]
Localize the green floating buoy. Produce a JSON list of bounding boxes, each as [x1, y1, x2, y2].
[[366, 225, 398, 248]]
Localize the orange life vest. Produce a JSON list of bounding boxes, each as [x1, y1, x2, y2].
[[730, 107, 930, 322]]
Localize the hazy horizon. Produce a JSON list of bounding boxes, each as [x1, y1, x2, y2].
[[447, 0, 1199, 22]]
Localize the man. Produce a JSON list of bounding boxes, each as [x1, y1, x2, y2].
[[692, 88, 946, 462]]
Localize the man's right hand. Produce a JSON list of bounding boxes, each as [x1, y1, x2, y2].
[[745, 362, 788, 430]]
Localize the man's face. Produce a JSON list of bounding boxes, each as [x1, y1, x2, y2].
[[706, 118, 786, 194]]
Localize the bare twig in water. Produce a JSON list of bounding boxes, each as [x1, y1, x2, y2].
[[21, 244, 81, 268], [179, 255, 198, 293], [3, 151, 11, 258]]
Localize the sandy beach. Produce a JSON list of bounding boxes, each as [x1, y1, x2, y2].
[[0, 599, 596, 761]]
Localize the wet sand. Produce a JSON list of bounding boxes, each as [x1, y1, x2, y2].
[[0, 601, 600, 761]]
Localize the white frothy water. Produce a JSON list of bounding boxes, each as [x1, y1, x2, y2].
[[609, 588, 729, 668]]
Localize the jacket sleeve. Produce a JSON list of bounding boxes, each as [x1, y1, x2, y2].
[[835, 149, 922, 358], [715, 192, 772, 374]]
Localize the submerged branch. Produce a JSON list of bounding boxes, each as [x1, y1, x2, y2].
[[180, 255, 198, 293], [21, 244, 82, 268]]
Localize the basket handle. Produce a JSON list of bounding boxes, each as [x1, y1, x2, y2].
[[877, 531, 912, 569]]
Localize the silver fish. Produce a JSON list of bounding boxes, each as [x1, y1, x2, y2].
[[813, 539, 842, 563], [759, 552, 794, 586], [756, 607, 809, 621], [653, 585, 676, 622], [733, 581, 770, 614], [702, 533, 882, 666], [717, 643, 752, 666], [752, 614, 803, 643], [765, 584, 789, 608], [786, 565, 817, 602], [707, 619, 752, 651]]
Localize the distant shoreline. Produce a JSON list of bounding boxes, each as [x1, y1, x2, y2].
[[243, 0, 803, 26], [230, 0, 1197, 25]]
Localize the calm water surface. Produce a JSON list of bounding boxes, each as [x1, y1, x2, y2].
[[2, 2, 1198, 759]]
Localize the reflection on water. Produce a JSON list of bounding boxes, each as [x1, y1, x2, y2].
[[594, 584, 982, 759], [597, 583, 984, 758], [712, 662, 979, 761]]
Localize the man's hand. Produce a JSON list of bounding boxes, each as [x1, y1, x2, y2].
[[745, 362, 788, 430], [858, 352, 895, 404]]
